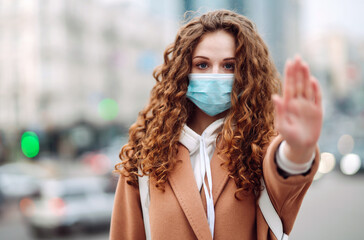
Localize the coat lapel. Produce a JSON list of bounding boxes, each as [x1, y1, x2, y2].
[[210, 146, 230, 205], [169, 144, 213, 240]]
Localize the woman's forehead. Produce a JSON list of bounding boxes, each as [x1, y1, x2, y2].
[[192, 31, 236, 59]]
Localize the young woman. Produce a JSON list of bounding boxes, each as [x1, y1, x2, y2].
[[110, 10, 322, 240]]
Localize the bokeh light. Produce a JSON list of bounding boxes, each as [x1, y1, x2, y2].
[[82, 153, 111, 175], [98, 98, 119, 121], [337, 134, 355, 155], [138, 51, 158, 73], [340, 153, 361, 175], [19, 197, 34, 216], [21, 131, 40, 158], [318, 152, 336, 174]]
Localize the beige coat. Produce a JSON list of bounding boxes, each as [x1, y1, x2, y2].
[[110, 135, 319, 240]]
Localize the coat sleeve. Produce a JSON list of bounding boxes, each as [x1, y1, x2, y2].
[[109, 174, 146, 240], [261, 134, 320, 235]]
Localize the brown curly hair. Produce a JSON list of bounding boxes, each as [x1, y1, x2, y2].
[[115, 9, 281, 197]]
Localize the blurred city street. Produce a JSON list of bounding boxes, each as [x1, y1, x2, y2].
[[0, 0, 364, 240], [0, 199, 109, 240], [1, 170, 363, 240], [292, 170, 364, 240]]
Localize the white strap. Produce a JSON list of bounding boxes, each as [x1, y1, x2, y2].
[[138, 171, 151, 240], [200, 133, 215, 238], [259, 179, 289, 240]]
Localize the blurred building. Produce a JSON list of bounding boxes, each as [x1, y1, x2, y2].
[[0, 0, 181, 137], [242, 0, 301, 72], [0, 1, 41, 134], [303, 31, 364, 117], [183, 0, 244, 13]]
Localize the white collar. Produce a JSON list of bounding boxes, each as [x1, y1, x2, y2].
[[179, 118, 224, 154]]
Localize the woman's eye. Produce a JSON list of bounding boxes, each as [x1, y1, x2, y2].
[[197, 63, 208, 69], [224, 63, 235, 70]]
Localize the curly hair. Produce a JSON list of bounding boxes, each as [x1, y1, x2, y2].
[[115, 9, 281, 197]]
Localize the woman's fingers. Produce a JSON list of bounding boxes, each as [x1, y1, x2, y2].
[[311, 77, 322, 106], [301, 61, 311, 99], [293, 57, 304, 98], [305, 77, 314, 101], [289, 56, 313, 100], [283, 60, 294, 103], [283, 56, 319, 105]]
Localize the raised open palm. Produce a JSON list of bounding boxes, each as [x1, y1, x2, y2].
[[273, 56, 323, 163]]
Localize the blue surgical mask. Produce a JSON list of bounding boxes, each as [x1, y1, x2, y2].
[[186, 73, 234, 116]]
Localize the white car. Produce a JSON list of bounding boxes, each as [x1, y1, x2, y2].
[[20, 176, 115, 238], [0, 162, 51, 199]]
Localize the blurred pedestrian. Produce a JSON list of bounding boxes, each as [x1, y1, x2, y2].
[[110, 10, 322, 240]]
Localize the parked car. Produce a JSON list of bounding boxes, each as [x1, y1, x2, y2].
[[0, 162, 51, 200], [20, 176, 115, 238]]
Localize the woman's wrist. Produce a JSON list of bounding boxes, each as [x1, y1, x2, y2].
[[283, 141, 316, 165], [276, 140, 315, 176]]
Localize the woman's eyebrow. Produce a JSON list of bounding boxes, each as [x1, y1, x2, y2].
[[192, 56, 236, 61], [192, 56, 209, 60], [223, 57, 236, 61]]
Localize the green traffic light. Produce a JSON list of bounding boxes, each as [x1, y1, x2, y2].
[[21, 131, 40, 158], [98, 98, 119, 121]]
